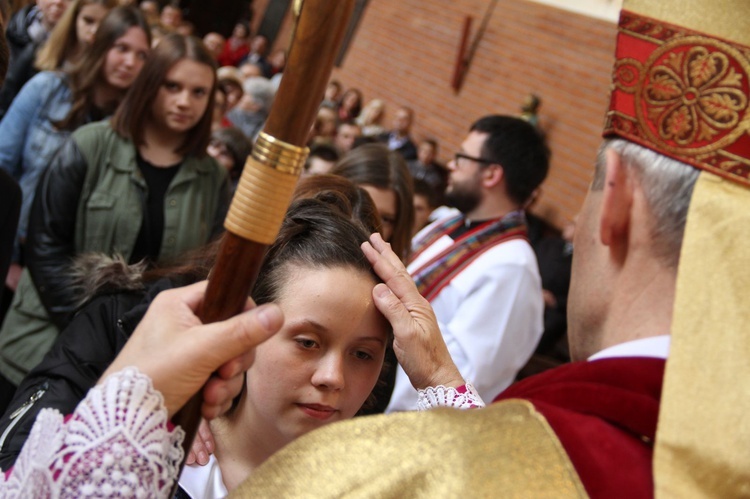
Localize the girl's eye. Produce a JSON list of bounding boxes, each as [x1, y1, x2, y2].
[[165, 82, 180, 91], [354, 350, 373, 361], [295, 338, 317, 349], [194, 88, 207, 97], [381, 216, 396, 227]]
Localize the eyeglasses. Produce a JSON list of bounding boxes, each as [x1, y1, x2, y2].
[[453, 152, 497, 167]]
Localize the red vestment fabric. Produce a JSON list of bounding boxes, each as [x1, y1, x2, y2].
[[494, 358, 665, 499]]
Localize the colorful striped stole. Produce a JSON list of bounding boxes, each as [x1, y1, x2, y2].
[[411, 211, 528, 301]]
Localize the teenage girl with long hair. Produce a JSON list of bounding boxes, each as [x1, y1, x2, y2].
[[35, 0, 117, 71], [0, 6, 150, 295], [0, 33, 229, 396]]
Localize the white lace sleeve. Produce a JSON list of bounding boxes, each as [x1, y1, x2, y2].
[[416, 382, 486, 411], [0, 367, 185, 498]]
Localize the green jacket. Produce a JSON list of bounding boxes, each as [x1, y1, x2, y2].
[[0, 121, 230, 384]]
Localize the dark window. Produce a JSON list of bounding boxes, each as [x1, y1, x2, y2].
[[257, 0, 292, 46]]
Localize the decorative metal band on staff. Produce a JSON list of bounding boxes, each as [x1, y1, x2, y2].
[[224, 131, 309, 243], [171, 0, 355, 476]]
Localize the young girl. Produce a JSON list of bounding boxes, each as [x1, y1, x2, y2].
[[0, 178, 384, 474], [0, 196, 475, 497], [337, 87, 363, 122], [0, 33, 229, 392], [35, 0, 117, 71], [0, 6, 150, 293], [356, 98, 386, 137], [180, 196, 391, 495], [331, 143, 415, 262]]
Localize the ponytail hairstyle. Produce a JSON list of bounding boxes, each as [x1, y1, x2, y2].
[[251, 190, 381, 307], [248, 187, 393, 415]]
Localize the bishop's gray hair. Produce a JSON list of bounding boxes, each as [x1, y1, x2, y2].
[[592, 139, 699, 268]]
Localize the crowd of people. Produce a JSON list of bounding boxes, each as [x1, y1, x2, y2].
[[0, 0, 743, 496]]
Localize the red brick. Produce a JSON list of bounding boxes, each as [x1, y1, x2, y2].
[[254, 0, 618, 228]]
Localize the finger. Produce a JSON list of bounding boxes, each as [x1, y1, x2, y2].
[[189, 426, 210, 466], [362, 241, 408, 287], [193, 303, 283, 368], [372, 283, 414, 329], [186, 450, 197, 465], [190, 419, 215, 465], [239, 295, 258, 313], [369, 232, 390, 251], [198, 418, 215, 453], [203, 373, 244, 408], [366, 234, 406, 270], [361, 240, 377, 263], [161, 280, 209, 311], [215, 350, 254, 380], [361, 240, 388, 272], [372, 263, 426, 312], [363, 241, 430, 320]]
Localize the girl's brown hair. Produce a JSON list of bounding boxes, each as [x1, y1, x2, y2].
[[35, 0, 118, 72], [331, 143, 415, 261], [111, 33, 217, 156]]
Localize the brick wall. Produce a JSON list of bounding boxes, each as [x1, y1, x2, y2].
[[254, 0, 618, 228]]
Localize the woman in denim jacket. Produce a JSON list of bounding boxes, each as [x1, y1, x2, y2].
[[0, 7, 150, 291]]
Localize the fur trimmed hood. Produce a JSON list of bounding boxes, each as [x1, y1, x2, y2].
[[69, 253, 148, 307]]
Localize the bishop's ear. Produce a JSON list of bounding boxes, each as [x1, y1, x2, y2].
[[599, 148, 633, 248]]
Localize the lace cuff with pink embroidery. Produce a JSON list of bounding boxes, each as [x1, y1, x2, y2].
[[0, 367, 185, 498], [416, 382, 486, 411]]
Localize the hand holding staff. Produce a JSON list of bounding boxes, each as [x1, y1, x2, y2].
[[172, 0, 356, 474]]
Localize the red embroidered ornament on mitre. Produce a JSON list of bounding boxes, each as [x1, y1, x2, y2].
[[604, 10, 750, 187]]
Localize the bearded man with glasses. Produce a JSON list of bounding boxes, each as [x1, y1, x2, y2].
[[386, 115, 550, 412]]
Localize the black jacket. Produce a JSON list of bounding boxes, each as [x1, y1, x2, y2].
[[5, 5, 36, 59], [0, 278, 175, 469], [0, 171, 21, 291], [376, 132, 418, 161], [0, 5, 42, 119]]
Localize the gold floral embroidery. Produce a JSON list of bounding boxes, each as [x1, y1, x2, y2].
[[605, 13, 750, 187], [613, 58, 643, 94], [642, 44, 747, 147]]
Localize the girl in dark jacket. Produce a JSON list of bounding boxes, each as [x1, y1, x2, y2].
[[0, 33, 230, 394], [0, 6, 151, 293]]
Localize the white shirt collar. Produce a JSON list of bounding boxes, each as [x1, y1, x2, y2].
[[178, 454, 228, 499], [588, 335, 670, 361]]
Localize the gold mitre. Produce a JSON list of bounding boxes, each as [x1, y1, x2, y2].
[[605, 1, 750, 497]]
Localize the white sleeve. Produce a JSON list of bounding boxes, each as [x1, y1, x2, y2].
[[0, 367, 185, 498], [416, 383, 485, 411], [438, 259, 543, 402], [389, 243, 543, 412]]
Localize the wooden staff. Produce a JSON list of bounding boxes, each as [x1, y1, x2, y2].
[[172, 0, 355, 472]]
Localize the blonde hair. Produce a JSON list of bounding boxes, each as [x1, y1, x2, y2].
[[35, 0, 117, 71]]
